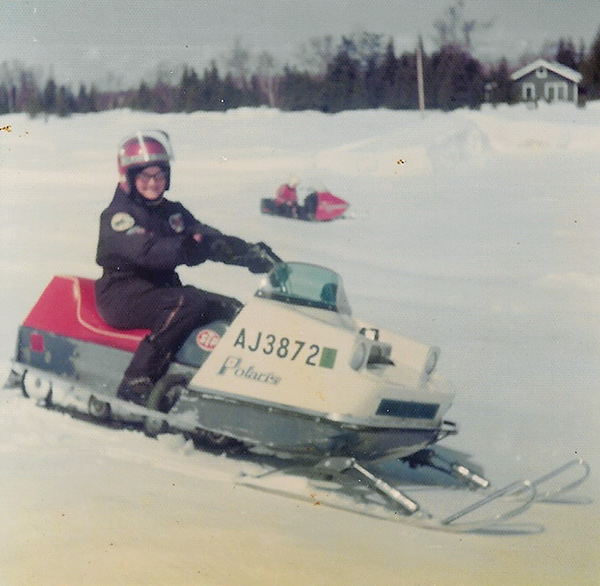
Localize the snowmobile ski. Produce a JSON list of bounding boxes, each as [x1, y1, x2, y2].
[[235, 457, 538, 533]]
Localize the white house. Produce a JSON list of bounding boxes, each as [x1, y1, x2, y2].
[[510, 59, 582, 104]]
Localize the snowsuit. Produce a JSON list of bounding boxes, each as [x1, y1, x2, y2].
[[95, 185, 247, 394], [274, 184, 298, 217]]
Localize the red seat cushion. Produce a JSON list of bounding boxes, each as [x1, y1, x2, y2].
[[23, 275, 149, 352]]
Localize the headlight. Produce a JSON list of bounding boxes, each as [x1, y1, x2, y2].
[[350, 341, 368, 370], [424, 348, 439, 375]]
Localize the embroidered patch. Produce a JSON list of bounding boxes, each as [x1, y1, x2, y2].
[[111, 212, 135, 232], [169, 213, 185, 233], [126, 226, 147, 236]]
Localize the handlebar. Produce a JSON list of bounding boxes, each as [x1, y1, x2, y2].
[[252, 242, 283, 265]]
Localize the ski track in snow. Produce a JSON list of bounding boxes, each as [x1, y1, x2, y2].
[[0, 103, 599, 586]]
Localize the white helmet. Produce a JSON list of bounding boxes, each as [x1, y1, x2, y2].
[[117, 130, 174, 191]]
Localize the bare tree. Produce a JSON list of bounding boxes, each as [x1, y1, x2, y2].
[[296, 35, 336, 74], [255, 51, 280, 107], [226, 37, 251, 88], [433, 1, 494, 52], [343, 31, 387, 68]]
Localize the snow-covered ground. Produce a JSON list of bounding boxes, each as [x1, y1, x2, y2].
[[0, 103, 598, 586]]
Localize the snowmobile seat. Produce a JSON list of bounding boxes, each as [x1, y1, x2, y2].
[[23, 275, 149, 353]]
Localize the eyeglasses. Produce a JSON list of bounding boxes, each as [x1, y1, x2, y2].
[[137, 169, 167, 183]]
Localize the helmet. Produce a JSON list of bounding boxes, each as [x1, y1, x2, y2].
[[117, 130, 174, 192]]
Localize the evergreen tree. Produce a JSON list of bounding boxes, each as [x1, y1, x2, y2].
[[378, 41, 401, 109], [0, 85, 10, 114], [364, 55, 384, 108], [56, 85, 76, 116], [395, 52, 420, 109], [322, 47, 364, 112], [88, 85, 99, 112], [178, 67, 202, 112], [77, 84, 92, 113], [580, 27, 600, 99], [199, 62, 224, 110], [133, 81, 154, 111], [220, 74, 239, 110], [555, 38, 579, 70], [278, 67, 324, 111], [20, 72, 42, 117], [429, 47, 484, 110], [43, 78, 57, 113], [152, 82, 176, 113], [485, 58, 516, 105]]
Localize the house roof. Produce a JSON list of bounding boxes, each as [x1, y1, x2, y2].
[[510, 59, 582, 83]]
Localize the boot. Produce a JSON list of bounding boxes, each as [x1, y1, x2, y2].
[[116, 376, 153, 406]]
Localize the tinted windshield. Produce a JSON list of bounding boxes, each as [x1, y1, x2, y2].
[[256, 262, 352, 314]]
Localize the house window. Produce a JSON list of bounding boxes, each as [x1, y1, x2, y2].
[[544, 82, 569, 101], [522, 83, 536, 100], [536, 67, 548, 79]]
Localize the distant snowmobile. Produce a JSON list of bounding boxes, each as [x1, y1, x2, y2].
[[261, 190, 349, 222], [7, 249, 590, 531]]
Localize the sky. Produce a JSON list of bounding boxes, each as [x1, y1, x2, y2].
[[1, 0, 599, 88]]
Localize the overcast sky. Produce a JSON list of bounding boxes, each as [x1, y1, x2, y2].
[[1, 0, 599, 88]]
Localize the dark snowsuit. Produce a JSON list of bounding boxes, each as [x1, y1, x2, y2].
[[95, 186, 245, 390]]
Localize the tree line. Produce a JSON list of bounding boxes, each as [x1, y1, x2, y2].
[[1, 27, 600, 117]]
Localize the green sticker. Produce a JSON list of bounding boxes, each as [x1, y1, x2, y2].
[[319, 347, 337, 369]]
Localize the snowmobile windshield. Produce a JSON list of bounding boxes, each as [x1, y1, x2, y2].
[[255, 262, 352, 315]]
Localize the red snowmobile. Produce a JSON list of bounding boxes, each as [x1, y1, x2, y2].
[[261, 190, 349, 222]]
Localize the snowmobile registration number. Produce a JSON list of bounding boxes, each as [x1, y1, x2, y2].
[[233, 328, 337, 369]]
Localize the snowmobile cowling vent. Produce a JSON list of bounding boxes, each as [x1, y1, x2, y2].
[[22, 276, 149, 353]]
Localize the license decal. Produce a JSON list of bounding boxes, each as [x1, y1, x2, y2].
[[196, 328, 221, 351], [319, 347, 338, 369], [233, 328, 337, 369]]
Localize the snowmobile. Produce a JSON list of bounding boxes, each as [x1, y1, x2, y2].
[[7, 249, 590, 532], [260, 190, 349, 221]]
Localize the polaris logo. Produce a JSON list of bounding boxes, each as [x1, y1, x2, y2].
[[218, 356, 281, 385]]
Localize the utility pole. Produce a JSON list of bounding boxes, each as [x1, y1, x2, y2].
[[416, 35, 425, 112]]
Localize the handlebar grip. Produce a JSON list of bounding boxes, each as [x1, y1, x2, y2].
[[255, 242, 283, 264]]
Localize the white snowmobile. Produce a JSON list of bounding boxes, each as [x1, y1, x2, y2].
[[7, 250, 590, 532]]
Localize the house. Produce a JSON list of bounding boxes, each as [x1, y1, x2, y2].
[[510, 59, 582, 104]]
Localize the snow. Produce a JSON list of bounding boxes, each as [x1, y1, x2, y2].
[[0, 102, 599, 585]]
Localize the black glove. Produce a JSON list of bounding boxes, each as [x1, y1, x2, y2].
[[182, 235, 210, 266], [244, 243, 276, 274], [209, 235, 250, 264]]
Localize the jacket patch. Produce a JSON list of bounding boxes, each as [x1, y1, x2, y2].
[[169, 213, 185, 233], [126, 226, 147, 236], [111, 212, 135, 232]]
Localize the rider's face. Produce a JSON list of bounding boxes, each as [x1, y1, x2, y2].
[[135, 166, 167, 201]]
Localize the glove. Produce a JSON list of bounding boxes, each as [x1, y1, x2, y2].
[[244, 243, 276, 274], [209, 235, 250, 264], [209, 238, 235, 263], [182, 235, 210, 266]]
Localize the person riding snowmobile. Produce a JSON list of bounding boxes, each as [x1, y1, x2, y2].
[[95, 130, 275, 406], [274, 179, 299, 218]]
